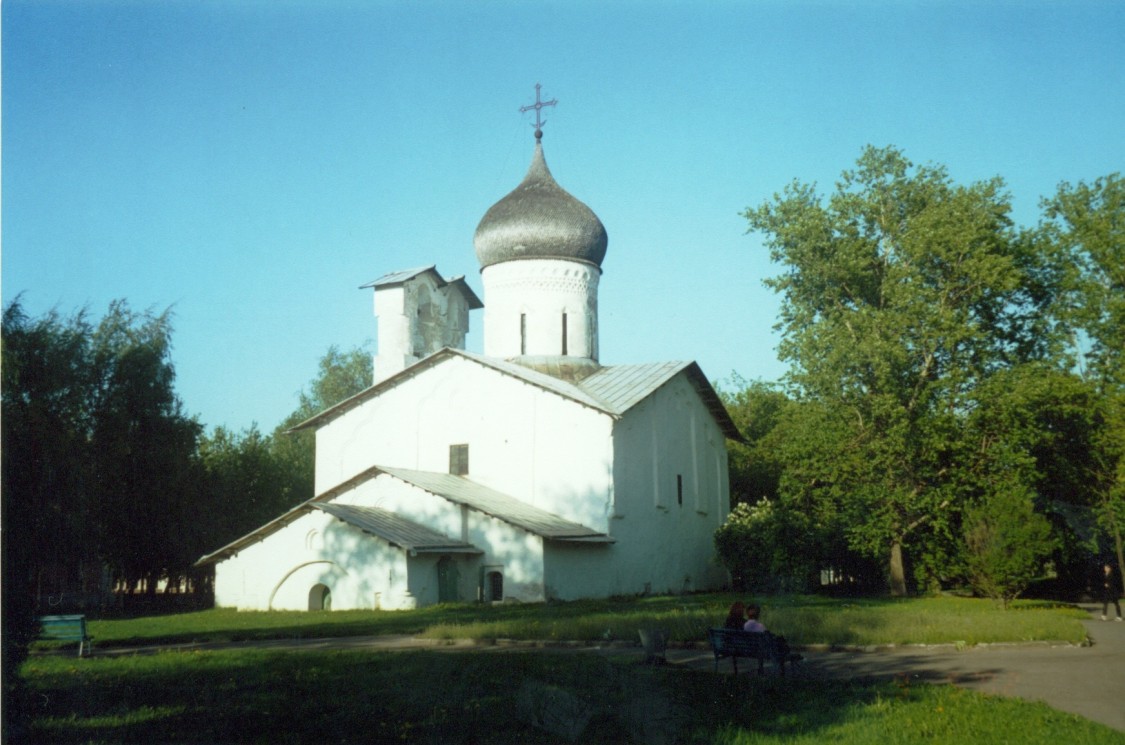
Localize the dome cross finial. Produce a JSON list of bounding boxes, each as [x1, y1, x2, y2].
[[519, 83, 557, 141]]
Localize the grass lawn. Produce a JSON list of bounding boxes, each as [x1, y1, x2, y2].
[[68, 593, 1090, 651], [19, 647, 1123, 744], [18, 594, 1108, 744]]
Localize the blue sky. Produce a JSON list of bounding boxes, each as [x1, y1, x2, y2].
[[4, 1, 1123, 433]]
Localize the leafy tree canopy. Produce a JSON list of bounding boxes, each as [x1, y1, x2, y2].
[[743, 146, 1063, 595], [1043, 173, 1125, 589]]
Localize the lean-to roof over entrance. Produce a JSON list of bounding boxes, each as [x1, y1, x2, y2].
[[375, 466, 614, 543], [313, 503, 481, 554]]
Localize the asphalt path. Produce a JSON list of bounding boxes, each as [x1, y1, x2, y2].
[[668, 605, 1125, 732], [92, 604, 1125, 733]]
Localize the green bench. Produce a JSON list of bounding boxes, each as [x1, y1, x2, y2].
[[38, 614, 93, 657], [707, 627, 800, 675]]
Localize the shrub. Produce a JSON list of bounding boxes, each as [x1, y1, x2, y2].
[[963, 490, 1056, 608], [715, 499, 818, 593]]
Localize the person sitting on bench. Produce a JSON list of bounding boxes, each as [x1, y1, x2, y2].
[[743, 604, 796, 660], [742, 603, 767, 633], [723, 601, 747, 630]]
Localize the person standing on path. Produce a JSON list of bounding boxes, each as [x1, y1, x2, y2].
[[1100, 562, 1123, 621]]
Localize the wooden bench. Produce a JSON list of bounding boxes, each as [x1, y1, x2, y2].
[[38, 614, 93, 657], [706, 628, 800, 675]]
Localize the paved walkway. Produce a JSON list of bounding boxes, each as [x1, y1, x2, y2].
[[93, 605, 1125, 733], [667, 606, 1125, 732]]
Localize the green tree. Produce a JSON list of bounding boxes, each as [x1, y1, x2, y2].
[[719, 375, 790, 507], [85, 301, 202, 592], [196, 426, 293, 551], [190, 345, 372, 568], [2, 301, 98, 602], [3, 299, 200, 733], [966, 365, 1105, 594], [963, 488, 1056, 608], [715, 499, 819, 593], [717, 378, 875, 592], [271, 344, 373, 503], [2, 300, 97, 736], [1043, 174, 1125, 593], [744, 146, 1060, 595]]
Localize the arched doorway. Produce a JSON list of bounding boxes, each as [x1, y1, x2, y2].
[[308, 583, 332, 611]]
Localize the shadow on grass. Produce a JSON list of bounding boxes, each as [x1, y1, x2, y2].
[[16, 648, 913, 744], [22, 646, 1117, 745]]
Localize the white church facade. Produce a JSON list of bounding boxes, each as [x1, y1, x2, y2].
[[198, 113, 742, 610]]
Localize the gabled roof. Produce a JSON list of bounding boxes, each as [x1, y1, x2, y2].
[[289, 348, 744, 442], [376, 466, 613, 542], [359, 265, 483, 309], [314, 503, 481, 554], [193, 465, 611, 566], [360, 265, 436, 287], [194, 490, 336, 566]]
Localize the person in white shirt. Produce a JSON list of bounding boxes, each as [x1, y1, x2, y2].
[[742, 604, 767, 633]]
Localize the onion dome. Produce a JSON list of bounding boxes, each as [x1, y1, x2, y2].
[[474, 143, 608, 270]]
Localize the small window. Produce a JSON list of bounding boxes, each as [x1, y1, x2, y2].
[[677, 474, 683, 506], [520, 314, 527, 355], [561, 312, 568, 355], [449, 444, 469, 475]]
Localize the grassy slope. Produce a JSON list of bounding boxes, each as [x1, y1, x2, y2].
[[71, 593, 1089, 650], [21, 648, 1122, 744]]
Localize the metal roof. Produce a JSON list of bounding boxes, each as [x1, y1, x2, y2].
[[313, 503, 481, 554], [376, 466, 614, 542], [358, 265, 483, 309], [474, 143, 608, 270], [579, 361, 689, 413], [194, 491, 335, 566], [288, 348, 743, 442], [460, 352, 613, 412], [473, 354, 744, 442], [360, 265, 437, 288], [193, 462, 614, 567], [287, 348, 606, 432]]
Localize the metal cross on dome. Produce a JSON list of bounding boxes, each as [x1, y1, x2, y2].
[[520, 83, 557, 141]]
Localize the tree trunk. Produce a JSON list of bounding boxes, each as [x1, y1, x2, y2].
[[889, 541, 907, 596]]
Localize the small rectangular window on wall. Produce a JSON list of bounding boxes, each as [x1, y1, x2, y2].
[[561, 312, 568, 355], [520, 314, 527, 355], [677, 474, 683, 506], [449, 444, 469, 475]]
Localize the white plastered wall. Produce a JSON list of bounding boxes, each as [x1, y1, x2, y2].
[[348, 474, 548, 604], [213, 508, 412, 611], [604, 371, 731, 596], [314, 355, 615, 532]]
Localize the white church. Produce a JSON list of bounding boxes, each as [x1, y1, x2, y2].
[[198, 104, 743, 610]]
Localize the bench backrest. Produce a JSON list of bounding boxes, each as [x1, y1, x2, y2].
[[707, 628, 776, 659], [38, 615, 89, 639]]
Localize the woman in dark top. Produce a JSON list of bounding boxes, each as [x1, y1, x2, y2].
[[724, 601, 746, 629]]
